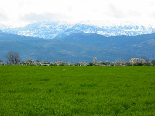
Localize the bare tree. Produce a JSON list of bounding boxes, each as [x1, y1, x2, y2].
[[5, 52, 21, 65]]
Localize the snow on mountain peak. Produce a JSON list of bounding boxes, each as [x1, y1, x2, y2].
[[2, 22, 155, 39]]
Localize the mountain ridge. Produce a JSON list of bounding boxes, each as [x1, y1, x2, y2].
[[0, 31, 155, 63], [2, 22, 155, 39]]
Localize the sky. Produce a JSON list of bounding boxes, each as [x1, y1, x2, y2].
[[0, 0, 155, 28]]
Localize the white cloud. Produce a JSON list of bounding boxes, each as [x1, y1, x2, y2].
[[0, 13, 7, 21], [107, 4, 125, 19], [20, 13, 68, 23], [0, 8, 7, 20], [0, 0, 155, 27]]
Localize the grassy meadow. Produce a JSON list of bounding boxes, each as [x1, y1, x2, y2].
[[0, 66, 155, 115]]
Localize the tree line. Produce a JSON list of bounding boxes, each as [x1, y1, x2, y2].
[[0, 52, 155, 66]]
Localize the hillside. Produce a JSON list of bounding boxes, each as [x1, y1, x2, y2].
[[0, 31, 155, 63]]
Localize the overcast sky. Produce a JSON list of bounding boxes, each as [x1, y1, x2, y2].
[[0, 0, 155, 28]]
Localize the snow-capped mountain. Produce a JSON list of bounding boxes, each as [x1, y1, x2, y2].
[[3, 22, 72, 39], [3, 22, 155, 39]]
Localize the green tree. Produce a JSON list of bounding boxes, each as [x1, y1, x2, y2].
[[151, 60, 155, 66]]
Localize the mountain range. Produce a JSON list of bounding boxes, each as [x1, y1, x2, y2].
[[3, 22, 155, 39], [0, 23, 155, 63]]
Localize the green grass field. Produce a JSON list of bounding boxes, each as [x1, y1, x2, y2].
[[0, 66, 155, 116]]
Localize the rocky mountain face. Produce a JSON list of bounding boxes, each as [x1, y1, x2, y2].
[[3, 22, 155, 39]]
